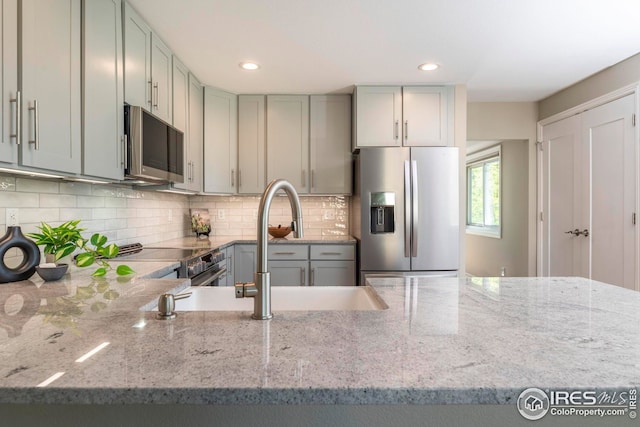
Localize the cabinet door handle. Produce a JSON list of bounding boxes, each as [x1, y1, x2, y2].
[[28, 100, 39, 150], [394, 120, 399, 140], [238, 170, 242, 188], [310, 268, 315, 286], [274, 252, 296, 255], [311, 170, 315, 189], [191, 161, 195, 182], [404, 120, 408, 140], [228, 255, 233, 273], [153, 82, 159, 109], [231, 169, 235, 187], [302, 169, 306, 187], [148, 80, 153, 106], [9, 91, 20, 145], [301, 267, 306, 286], [320, 252, 342, 256]]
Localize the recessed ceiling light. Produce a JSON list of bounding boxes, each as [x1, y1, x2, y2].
[[240, 62, 260, 71], [418, 63, 439, 71]]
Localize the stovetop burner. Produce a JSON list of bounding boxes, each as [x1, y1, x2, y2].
[[113, 243, 225, 282]]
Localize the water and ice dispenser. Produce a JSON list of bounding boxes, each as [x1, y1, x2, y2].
[[370, 192, 395, 234]]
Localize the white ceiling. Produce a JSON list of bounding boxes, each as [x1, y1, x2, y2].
[[128, 0, 640, 102]]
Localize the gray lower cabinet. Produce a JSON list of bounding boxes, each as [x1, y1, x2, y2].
[[220, 246, 234, 286], [234, 244, 256, 284], [270, 261, 308, 286], [310, 261, 355, 286], [231, 243, 355, 287], [310, 244, 355, 286]]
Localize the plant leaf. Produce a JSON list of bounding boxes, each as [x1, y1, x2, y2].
[[92, 267, 107, 277], [116, 265, 135, 276], [102, 243, 119, 259], [75, 252, 95, 267], [90, 233, 108, 248]]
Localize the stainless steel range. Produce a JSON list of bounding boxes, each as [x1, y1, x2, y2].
[[115, 243, 226, 286]]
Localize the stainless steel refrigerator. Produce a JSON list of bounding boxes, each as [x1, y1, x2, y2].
[[352, 147, 459, 283]]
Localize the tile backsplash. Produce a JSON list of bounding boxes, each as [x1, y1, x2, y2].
[[1, 174, 350, 265], [189, 194, 350, 238]]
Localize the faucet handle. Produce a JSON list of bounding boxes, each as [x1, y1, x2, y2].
[[235, 282, 257, 298]]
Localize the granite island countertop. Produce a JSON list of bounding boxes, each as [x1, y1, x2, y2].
[[0, 271, 638, 406], [147, 235, 356, 251]]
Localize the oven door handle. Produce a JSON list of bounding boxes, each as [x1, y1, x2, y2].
[[191, 267, 227, 286]]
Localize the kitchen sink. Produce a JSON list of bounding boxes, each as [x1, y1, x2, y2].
[[150, 286, 388, 312]]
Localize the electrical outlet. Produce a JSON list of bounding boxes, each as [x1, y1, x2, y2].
[[217, 209, 225, 220], [6, 208, 18, 226]]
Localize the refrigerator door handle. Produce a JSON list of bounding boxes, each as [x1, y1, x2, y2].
[[411, 160, 419, 257], [404, 160, 411, 258]]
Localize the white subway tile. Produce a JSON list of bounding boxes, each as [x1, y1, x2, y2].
[[59, 208, 93, 221], [92, 208, 117, 220], [0, 175, 16, 191], [39, 194, 76, 208], [0, 192, 39, 207], [16, 178, 59, 194], [77, 196, 105, 208], [20, 208, 60, 223], [59, 182, 92, 195]]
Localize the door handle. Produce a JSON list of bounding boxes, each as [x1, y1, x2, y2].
[[394, 120, 399, 140], [153, 82, 159, 109], [28, 100, 39, 150], [404, 120, 408, 140], [404, 160, 411, 257], [9, 91, 20, 145], [565, 229, 589, 237]]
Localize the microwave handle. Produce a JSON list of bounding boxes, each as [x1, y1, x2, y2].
[[123, 134, 128, 168]]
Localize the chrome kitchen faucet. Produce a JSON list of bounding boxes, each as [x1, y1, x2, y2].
[[234, 179, 303, 319]]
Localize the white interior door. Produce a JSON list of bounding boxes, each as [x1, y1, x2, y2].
[[540, 115, 583, 277], [540, 94, 637, 290], [582, 94, 636, 290]]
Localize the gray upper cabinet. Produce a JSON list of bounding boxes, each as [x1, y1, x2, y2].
[[123, 2, 150, 110], [238, 95, 266, 194], [123, 2, 172, 123], [173, 73, 203, 192], [150, 35, 172, 123], [266, 95, 309, 193], [21, 0, 81, 174], [0, 0, 17, 165], [354, 86, 402, 148], [171, 57, 189, 133], [82, 0, 124, 181], [309, 95, 351, 194], [402, 86, 452, 147], [203, 87, 237, 194], [354, 85, 453, 148]]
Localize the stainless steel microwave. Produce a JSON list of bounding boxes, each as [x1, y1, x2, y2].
[[124, 105, 184, 183]]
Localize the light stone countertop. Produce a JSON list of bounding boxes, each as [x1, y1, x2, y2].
[[149, 235, 356, 250], [0, 272, 638, 405]]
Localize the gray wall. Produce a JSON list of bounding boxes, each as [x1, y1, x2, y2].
[[466, 102, 538, 275], [465, 140, 528, 277], [539, 52, 640, 119]]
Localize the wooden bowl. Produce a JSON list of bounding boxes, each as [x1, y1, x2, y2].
[[268, 226, 292, 239]]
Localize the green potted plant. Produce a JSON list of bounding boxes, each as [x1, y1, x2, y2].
[[28, 220, 134, 278]]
